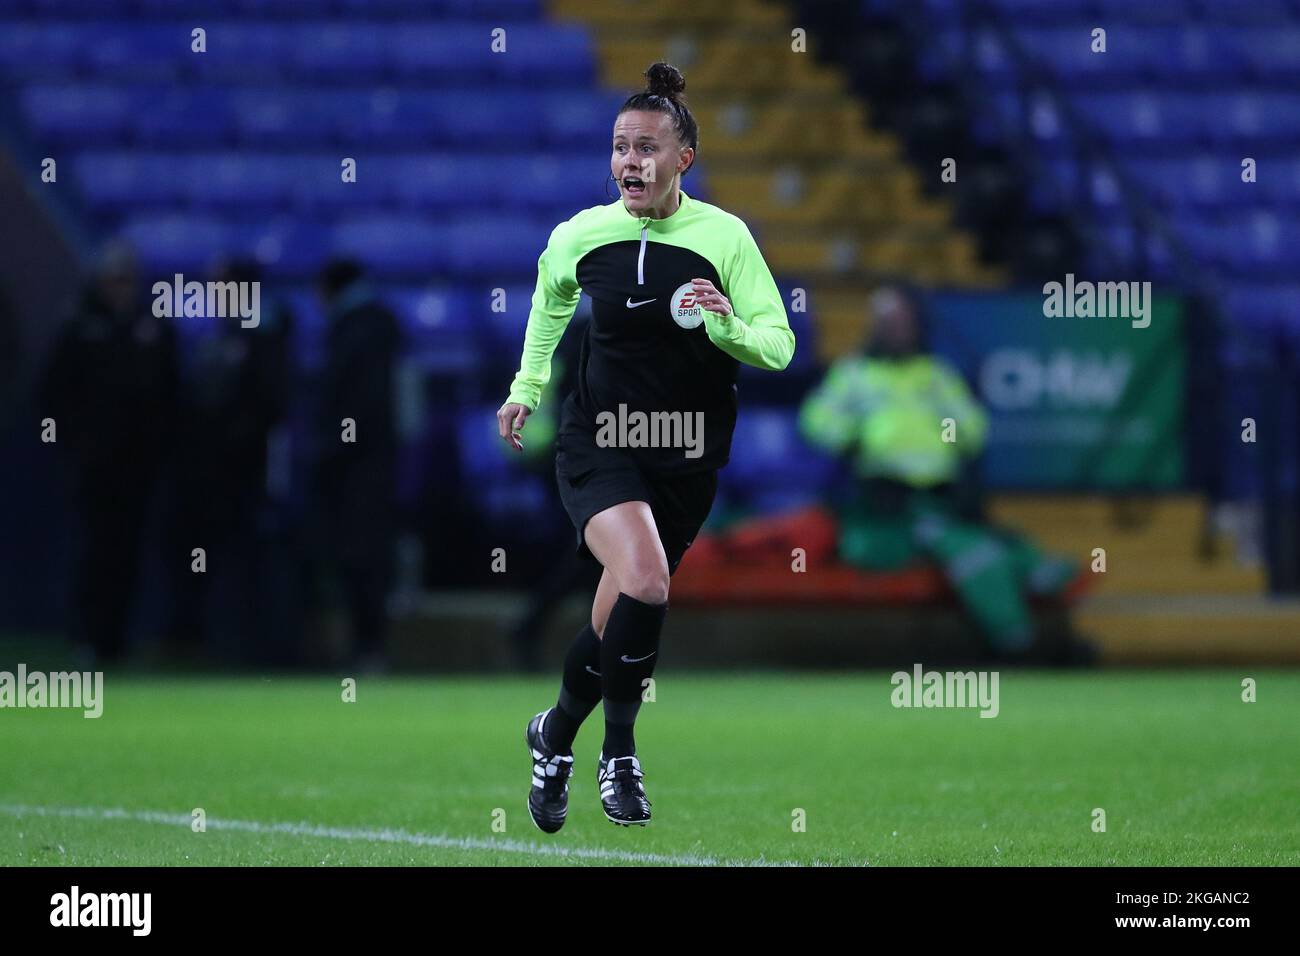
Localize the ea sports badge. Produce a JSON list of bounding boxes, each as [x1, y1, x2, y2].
[[669, 282, 705, 329]]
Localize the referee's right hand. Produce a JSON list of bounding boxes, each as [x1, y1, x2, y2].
[[496, 401, 531, 452]]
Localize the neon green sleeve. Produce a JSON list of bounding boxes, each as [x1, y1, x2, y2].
[[506, 223, 582, 411], [934, 361, 989, 454], [703, 220, 795, 371], [799, 358, 863, 454]]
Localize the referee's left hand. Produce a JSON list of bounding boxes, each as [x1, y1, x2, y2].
[[691, 278, 732, 317]]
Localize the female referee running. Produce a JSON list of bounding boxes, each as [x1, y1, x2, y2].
[[497, 62, 795, 830]]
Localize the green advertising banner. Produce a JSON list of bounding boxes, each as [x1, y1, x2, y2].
[[928, 292, 1185, 489]]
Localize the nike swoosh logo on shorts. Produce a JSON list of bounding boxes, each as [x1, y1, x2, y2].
[[626, 297, 656, 308], [620, 652, 656, 664], [585, 665, 602, 676]]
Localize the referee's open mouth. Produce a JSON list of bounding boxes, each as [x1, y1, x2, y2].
[[621, 176, 647, 197]]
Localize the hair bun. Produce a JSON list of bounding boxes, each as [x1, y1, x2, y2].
[[644, 62, 686, 99]]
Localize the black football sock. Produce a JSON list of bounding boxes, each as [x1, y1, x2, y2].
[[600, 593, 667, 757], [544, 624, 602, 754]]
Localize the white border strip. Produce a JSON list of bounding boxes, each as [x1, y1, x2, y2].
[[0, 804, 844, 867]]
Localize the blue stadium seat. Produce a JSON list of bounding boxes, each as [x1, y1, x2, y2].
[[30, 0, 128, 14], [288, 153, 391, 211], [435, 0, 543, 18], [1215, 211, 1300, 277], [80, 23, 193, 81], [190, 154, 300, 208], [487, 25, 596, 84], [990, 0, 1086, 26], [379, 154, 502, 210], [443, 216, 554, 277], [334, 90, 447, 147], [970, 27, 1016, 84], [1088, 0, 1195, 26], [1127, 157, 1239, 210], [476, 283, 551, 350], [211, 0, 343, 14], [20, 86, 134, 144], [119, 214, 235, 273], [1014, 27, 1138, 84], [420, 90, 546, 146], [231, 218, 330, 275], [1164, 26, 1227, 80], [0, 24, 84, 80], [229, 89, 350, 146], [330, 215, 447, 276], [1178, 214, 1229, 268], [497, 155, 609, 211], [388, 287, 482, 373], [133, 87, 236, 145], [386, 24, 592, 84], [724, 408, 837, 492], [194, 23, 292, 82], [1257, 156, 1300, 206], [1074, 92, 1201, 146], [1200, 0, 1296, 26], [539, 91, 626, 148], [389, 286, 478, 338], [1203, 92, 1300, 146], [1221, 285, 1300, 337], [1231, 28, 1300, 82], [74, 152, 188, 208], [336, 0, 543, 17], [288, 24, 387, 78]]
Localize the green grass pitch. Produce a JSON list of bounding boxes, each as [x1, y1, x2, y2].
[[2, 671, 1297, 866]]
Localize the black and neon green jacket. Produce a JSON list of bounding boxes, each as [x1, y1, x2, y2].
[[506, 189, 795, 474]]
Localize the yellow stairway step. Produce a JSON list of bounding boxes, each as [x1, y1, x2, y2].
[[694, 102, 887, 161], [594, 37, 843, 95], [1076, 595, 1300, 663], [1085, 565, 1265, 596], [986, 495, 1265, 596]]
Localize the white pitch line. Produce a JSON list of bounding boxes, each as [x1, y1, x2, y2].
[[0, 803, 831, 867]]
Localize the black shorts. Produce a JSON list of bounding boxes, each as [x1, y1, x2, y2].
[[554, 425, 718, 576]]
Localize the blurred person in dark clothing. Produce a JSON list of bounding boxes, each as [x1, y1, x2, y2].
[[165, 258, 293, 662], [312, 259, 401, 671], [39, 240, 178, 665], [0, 281, 21, 422]]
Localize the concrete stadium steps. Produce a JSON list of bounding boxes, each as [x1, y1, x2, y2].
[[387, 592, 1080, 670], [693, 102, 898, 164], [386, 591, 1300, 669], [987, 494, 1266, 597], [803, 287, 874, 359], [1075, 596, 1300, 664], [708, 166, 936, 228], [761, 229, 990, 283], [588, 37, 845, 96], [549, 0, 999, 360]]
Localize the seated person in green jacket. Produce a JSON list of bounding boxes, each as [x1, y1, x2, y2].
[[799, 284, 1076, 658]]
